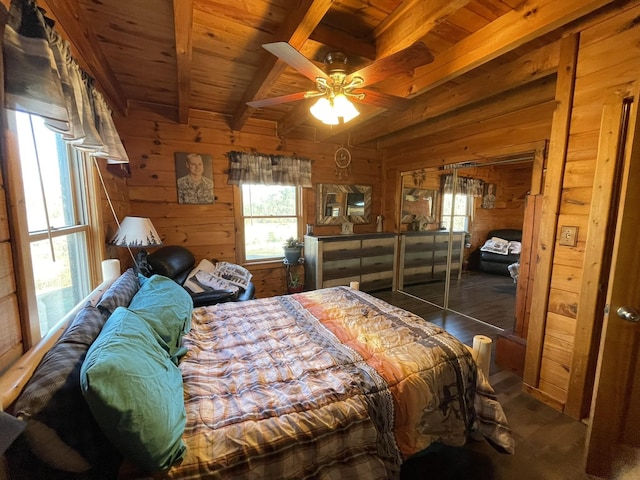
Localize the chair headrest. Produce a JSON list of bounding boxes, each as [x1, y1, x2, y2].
[[147, 245, 196, 280]]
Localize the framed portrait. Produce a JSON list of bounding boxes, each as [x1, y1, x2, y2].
[[482, 183, 496, 209], [175, 152, 215, 204]]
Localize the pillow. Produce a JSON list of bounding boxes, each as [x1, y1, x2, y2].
[[508, 240, 522, 255], [128, 274, 193, 363], [11, 305, 118, 473], [96, 268, 140, 315], [480, 237, 509, 255], [81, 307, 187, 472], [183, 258, 216, 294]]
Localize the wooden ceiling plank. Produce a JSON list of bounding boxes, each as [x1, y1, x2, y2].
[[173, 0, 194, 124], [374, 0, 470, 58], [309, 24, 377, 60], [352, 40, 560, 145], [41, 0, 128, 116], [320, 0, 613, 143], [380, 78, 556, 150], [396, 0, 614, 98], [230, 0, 334, 131]]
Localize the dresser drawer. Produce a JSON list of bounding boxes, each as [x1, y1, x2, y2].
[[322, 257, 361, 281], [322, 239, 362, 261]]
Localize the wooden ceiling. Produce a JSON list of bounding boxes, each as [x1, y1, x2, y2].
[[38, 0, 616, 146]]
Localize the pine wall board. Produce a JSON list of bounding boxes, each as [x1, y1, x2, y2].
[[114, 103, 381, 298]]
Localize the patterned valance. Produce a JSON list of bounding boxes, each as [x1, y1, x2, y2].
[[227, 151, 312, 187], [441, 174, 484, 197], [3, 0, 128, 163]]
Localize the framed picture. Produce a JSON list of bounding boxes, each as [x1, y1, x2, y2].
[[482, 183, 496, 209], [175, 152, 215, 204]]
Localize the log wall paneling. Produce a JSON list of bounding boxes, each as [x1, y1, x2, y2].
[[0, 3, 24, 373], [523, 34, 579, 407], [115, 103, 381, 298]]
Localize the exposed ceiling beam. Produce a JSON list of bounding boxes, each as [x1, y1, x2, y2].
[[280, 0, 466, 136], [352, 40, 561, 146], [41, 0, 128, 116], [374, 0, 470, 58], [230, 0, 334, 132], [173, 0, 193, 125], [319, 0, 614, 143], [309, 25, 376, 60], [382, 77, 556, 151]]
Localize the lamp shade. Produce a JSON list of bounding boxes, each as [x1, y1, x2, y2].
[[309, 94, 359, 125], [109, 216, 162, 247]]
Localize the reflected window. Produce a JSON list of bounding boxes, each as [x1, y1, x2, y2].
[[441, 193, 471, 231]]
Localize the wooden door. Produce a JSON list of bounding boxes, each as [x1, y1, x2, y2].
[[585, 96, 640, 477]]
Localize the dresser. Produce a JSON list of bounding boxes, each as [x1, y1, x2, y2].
[[398, 231, 465, 288], [304, 233, 397, 292]]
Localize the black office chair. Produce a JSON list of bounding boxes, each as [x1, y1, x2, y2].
[[147, 245, 255, 307]]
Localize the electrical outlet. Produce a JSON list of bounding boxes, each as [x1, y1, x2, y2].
[[559, 226, 578, 246]]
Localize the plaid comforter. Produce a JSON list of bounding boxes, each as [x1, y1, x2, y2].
[[166, 287, 513, 479]]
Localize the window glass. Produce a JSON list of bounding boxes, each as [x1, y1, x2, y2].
[[14, 111, 92, 338], [442, 192, 470, 231], [241, 184, 299, 260]]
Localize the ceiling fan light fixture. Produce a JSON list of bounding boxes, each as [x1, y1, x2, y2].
[[310, 97, 338, 125], [310, 93, 359, 125], [333, 94, 359, 122]]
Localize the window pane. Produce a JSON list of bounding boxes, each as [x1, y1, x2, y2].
[[442, 193, 453, 215], [245, 217, 298, 260], [242, 184, 296, 216], [31, 232, 90, 335], [15, 112, 78, 232]]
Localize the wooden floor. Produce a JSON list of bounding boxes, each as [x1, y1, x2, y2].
[[371, 289, 600, 480], [400, 270, 517, 331]]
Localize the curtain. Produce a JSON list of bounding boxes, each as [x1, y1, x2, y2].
[[227, 151, 312, 187], [2, 0, 128, 164], [441, 174, 484, 197]]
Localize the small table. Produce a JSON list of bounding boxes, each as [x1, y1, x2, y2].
[[284, 257, 305, 293]]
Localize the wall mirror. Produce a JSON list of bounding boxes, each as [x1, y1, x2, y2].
[[401, 187, 439, 229], [316, 184, 372, 225]]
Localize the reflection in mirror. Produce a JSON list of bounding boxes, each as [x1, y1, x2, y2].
[[401, 188, 438, 230], [316, 184, 371, 225], [397, 170, 447, 309]]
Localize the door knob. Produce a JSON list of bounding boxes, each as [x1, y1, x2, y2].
[[616, 306, 640, 322]]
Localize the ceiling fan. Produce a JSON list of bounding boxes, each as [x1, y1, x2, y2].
[[247, 41, 434, 124]]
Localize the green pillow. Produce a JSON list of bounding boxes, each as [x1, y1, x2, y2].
[[128, 274, 193, 363], [80, 307, 186, 472]]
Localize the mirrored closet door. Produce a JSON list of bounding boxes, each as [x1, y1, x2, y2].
[[398, 158, 535, 332], [397, 168, 448, 308]]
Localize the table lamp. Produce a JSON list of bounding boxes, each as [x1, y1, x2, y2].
[[109, 216, 162, 275]]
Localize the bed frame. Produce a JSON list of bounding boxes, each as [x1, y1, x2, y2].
[[0, 261, 121, 411], [0, 261, 492, 413]]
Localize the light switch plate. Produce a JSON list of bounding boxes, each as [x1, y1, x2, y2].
[[559, 226, 578, 246]]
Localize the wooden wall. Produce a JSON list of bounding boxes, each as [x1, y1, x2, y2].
[[114, 103, 381, 298], [0, 3, 22, 374], [525, 2, 640, 419], [462, 162, 532, 253]]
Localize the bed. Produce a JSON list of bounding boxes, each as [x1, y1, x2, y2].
[[1, 268, 513, 479]]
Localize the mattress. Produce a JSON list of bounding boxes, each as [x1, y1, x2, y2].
[[166, 286, 513, 479]]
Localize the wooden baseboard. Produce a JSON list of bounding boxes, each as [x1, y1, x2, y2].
[[495, 332, 527, 377]]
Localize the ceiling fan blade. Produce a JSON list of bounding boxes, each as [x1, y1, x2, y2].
[[351, 89, 412, 111], [247, 92, 309, 108], [263, 42, 329, 82], [348, 42, 434, 87]]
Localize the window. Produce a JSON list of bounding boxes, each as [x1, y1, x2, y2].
[[10, 111, 99, 339], [240, 184, 301, 261], [441, 192, 472, 232]]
